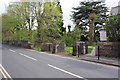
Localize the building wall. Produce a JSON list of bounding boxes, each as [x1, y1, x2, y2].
[[110, 6, 120, 15]]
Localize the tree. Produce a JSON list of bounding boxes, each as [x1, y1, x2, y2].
[[72, 0, 108, 42], [2, 1, 63, 43], [36, 1, 63, 43], [2, 13, 21, 40], [2, 2, 35, 41], [61, 27, 82, 46], [2, 13, 29, 40], [68, 25, 71, 32], [104, 15, 120, 42], [7, 2, 33, 30], [2, 2, 38, 41], [88, 13, 97, 42], [60, 26, 66, 35]]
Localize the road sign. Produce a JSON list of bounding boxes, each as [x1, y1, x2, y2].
[[100, 31, 107, 41]]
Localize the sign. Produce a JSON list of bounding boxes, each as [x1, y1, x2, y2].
[[100, 31, 107, 41]]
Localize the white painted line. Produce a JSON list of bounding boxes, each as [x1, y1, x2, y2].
[[0, 68, 7, 78], [19, 53, 38, 61], [0, 64, 12, 79], [46, 53, 117, 68], [48, 64, 87, 79], [9, 49, 16, 53], [27, 49, 118, 69]]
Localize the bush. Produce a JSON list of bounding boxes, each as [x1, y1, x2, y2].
[[104, 14, 120, 42], [33, 45, 41, 51], [61, 27, 82, 46], [9, 30, 29, 40]]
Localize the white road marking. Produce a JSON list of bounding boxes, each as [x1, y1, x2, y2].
[[9, 49, 16, 53], [0, 64, 12, 79], [27, 49, 118, 69], [45, 53, 118, 69], [0, 68, 7, 78], [19, 53, 38, 61], [48, 64, 87, 79]]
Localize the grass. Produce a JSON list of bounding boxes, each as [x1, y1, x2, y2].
[[66, 45, 95, 54], [33, 45, 41, 51], [66, 47, 73, 53], [32, 44, 95, 54], [88, 46, 94, 53]]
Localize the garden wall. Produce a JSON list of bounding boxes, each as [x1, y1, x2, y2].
[[95, 42, 120, 58], [40, 42, 66, 53], [2, 40, 33, 49], [72, 42, 88, 56]]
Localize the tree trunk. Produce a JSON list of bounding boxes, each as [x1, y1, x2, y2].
[[89, 20, 96, 42]]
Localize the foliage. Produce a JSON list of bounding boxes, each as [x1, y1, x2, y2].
[[2, 13, 21, 40], [33, 45, 41, 51], [61, 27, 82, 46], [104, 15, 120, 42], [72, 0, 108, 42], [36, 2, 63, 43], [68, 25, 71, 32], [2, 1, 63, 44], [9, 30, 29, 40], [66, 45, 95, 54], [66, 47, 73, 53], [80, 34, 88, 41]]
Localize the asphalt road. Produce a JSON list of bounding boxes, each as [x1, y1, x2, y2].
[[1, 44, 119, 79]]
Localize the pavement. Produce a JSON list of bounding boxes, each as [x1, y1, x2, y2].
[[75, 55, 119, 67], [56, 52, 120, 67], [0, 44, 119, 79]]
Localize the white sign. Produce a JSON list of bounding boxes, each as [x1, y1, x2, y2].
[[100, 31, 107, 41]]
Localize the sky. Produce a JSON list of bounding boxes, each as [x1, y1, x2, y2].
[[0, 0, 120, 29], [60, 0, 120, 28]]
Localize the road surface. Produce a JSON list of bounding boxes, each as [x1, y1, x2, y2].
[[0, 44, 119, 79]]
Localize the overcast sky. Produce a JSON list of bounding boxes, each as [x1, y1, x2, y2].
[[0, 0, 120, 28], [60, 0, 120, 28]]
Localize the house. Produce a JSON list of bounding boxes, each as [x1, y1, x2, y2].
[[110, 1, 120, 15]]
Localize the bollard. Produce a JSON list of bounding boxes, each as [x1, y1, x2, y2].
[[98, 46, 100, 60]]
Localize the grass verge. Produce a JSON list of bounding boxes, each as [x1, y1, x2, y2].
[[33, 45, 41, 51], [66, 45, 95, 54]]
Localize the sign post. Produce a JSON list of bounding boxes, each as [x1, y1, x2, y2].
[[98, 31, 107, 60], [100, 31, 107, 41]]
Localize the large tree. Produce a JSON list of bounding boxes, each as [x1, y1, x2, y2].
[[35, 1, 63, 43], [72, 0, 108, 42], [2, 1, 63, 43], [2, 13, 29, 40], [5, 2, 36, 41]]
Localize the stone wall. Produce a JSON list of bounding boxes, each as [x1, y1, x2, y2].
[[2, 40, 33, 49], [72, 42, 88, 56], [40, 42, 66, 53], [95, 42, 120, 58], [41, 43, 53, 52]]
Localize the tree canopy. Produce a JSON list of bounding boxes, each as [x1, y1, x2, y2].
[[104, 14, 120, 42], [72, 0, 108, 42], [2, 1, 64, 43]]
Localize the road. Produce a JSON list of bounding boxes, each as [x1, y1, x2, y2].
[[0, 44, 119, 79]]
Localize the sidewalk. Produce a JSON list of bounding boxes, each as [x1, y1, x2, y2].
[[77, 54, 120, 67], [57, 52, 120, 67], [32, 48, 120, 67]]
